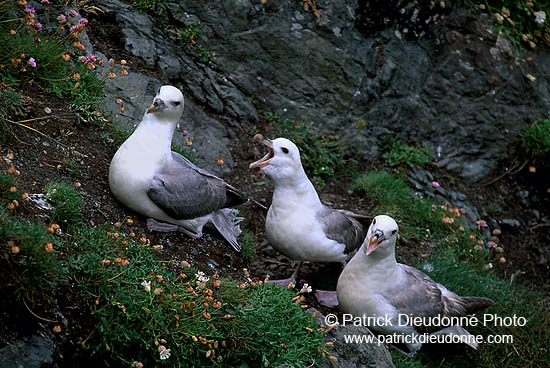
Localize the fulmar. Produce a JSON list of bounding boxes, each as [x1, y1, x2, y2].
[[250, 134, 367, 303], [337, 215, 494, 352], [109, 85, 248, 251]]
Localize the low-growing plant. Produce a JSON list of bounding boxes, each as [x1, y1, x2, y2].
[[65, 224, 324, 367], [132, 0, 165, 17], [0, 217, 64, 305], [352, 170, 488, 264], [0, 0, 105, 106], [240, 229, 257, 261], [467, 0, 550, 51], [521, 119, 550, 168], [266, 112, 346, 186], [0, 173, 20, 209], [382, 139, 432, 168], [45, 181, 83, 227]]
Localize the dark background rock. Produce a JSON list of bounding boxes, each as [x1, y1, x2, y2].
[[0, 335, 54, 368], [93, 0, 550, 184]]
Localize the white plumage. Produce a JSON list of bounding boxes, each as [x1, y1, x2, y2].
[[109, 85, 247, 250]]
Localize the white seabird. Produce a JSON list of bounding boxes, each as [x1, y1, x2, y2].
[[109, 85, 248, 251], [250, 134, 367, 296], [337, 215, 494, 352]]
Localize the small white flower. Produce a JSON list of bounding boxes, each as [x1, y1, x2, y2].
[[535, 11, 546, 24], [141, 280, 151, 292], [158, 345, 171, 360], [196, 271, 210, 283], [300, 283, 312, 293]]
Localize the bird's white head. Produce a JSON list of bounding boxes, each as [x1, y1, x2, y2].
[[363, 215, 399, 257], [249, 135, 304, 182], [146, 85, 184, 122]]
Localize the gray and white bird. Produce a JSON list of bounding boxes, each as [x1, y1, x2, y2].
[[109, 85, 248, 251], [337, 215, 494, 352], [250, 134, 367, 296]]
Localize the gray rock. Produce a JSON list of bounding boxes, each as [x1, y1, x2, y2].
[[308, 309, 395, 368], [92, 0, 550, 184], [0, 335, 54, 368], [500, 219, 521, 230]]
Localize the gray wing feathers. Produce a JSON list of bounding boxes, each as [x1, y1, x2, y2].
[[317, 207, 366, 254], [147, 153, 228, 219], [388, 265, 492, 334]]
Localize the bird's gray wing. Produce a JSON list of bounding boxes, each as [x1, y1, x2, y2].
[[147, 152, 238, 219], [316, 206, 366, 254], [386, 264, 470, 334]]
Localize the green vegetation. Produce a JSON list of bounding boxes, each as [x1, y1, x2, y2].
[[239, 229, 257, 261], [0, 1, 104, 106], [176, 25, 216, 64], [467, 0, 550, 51], [0, 216, 65, 305], [521, 119, 550, 167], [353, 169, 549, 368], [1, 172, 324, 367], [266, 112, 347, 186], [63, 224, 323, 366], [382, 139, 432, 168], [45, 181, 84, 227], [132, 0, 165, 17], [353, 170, 462, 247]]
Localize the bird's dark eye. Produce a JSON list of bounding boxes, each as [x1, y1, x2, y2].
[[174, 101, 181, 106], [392, 230, 397, 235], [373, 219, 376, 225], [281, 147, 289, 154]]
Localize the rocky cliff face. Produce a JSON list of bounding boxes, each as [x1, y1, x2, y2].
[[94, 0, 550, 183]]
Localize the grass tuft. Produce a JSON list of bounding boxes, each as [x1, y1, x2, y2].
[[45, 181, 83, 227], [382, 139, 432, 168], [521, 119, 550, 168], [266, 112, 346, 186]]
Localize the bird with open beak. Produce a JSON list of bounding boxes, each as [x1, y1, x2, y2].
[[337, 215, 494, 353], [250, 134, 368, 306]]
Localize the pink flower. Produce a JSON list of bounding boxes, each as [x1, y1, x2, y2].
[[78, 56, 87, 63], [183, 130, 189, 136], [57, 14, 66, 23], [28, 57, 37, 68], [431, 181, 440, 188], [86, 55, 96, 64], [69, 25, 77, 32], [41, 0, 50, 4], [34, 22, 42, 30], [24, 5, 36, 13], [476, 220, 488, 228], [69, 9, 79, 17], [487, 241, 497, 248], [79, 18, 88, 25]]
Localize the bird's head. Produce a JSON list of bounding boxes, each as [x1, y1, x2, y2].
[[363, 215, 399, 258], [249, 135, 304, 181], [146, 85, 184, 121]]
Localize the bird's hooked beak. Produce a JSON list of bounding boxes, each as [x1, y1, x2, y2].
[[146, 97, 165, 114], [250, 134, 274, 169], [366, 229, 385, 256]]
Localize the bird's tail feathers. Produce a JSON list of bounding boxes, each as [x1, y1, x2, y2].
[[433, 325, 479, 349], [211, 208, 244, 252], [460, 296, 494, 314]]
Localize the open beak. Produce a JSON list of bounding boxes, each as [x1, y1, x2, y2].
[[250, 134, 274, 169], [365, 230, 385, 256], [146, 98, 165, 114]]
